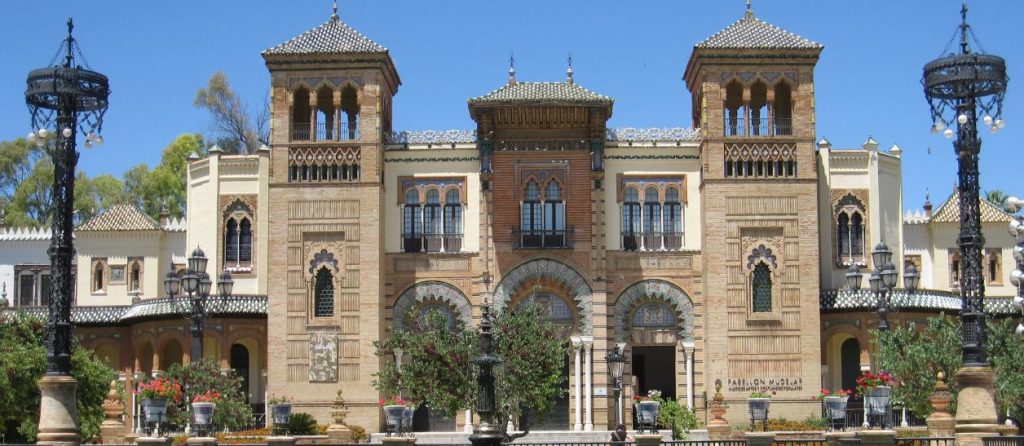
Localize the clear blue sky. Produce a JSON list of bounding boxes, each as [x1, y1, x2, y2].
[[0, 1, 1020, 212]]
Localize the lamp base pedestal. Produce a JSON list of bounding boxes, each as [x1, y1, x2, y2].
[[37, 375, 80, 446], [954, 366, 1002, 446]]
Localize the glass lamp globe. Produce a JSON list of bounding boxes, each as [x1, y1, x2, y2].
[[1013, 246, 1023, 262], [38, 128, 49, 138], [1016, 323, 1024, 340], [1011, 219, 1022, 237], [1011, 269, 1023, 287], [62, 128, 72, 138], [1013, 295, 1023, 312], [997, 119, 1006, 129], [957, 114, 968, 124], [935, 120, 945, 131], [943, 128, 954, 139], [983, 115, 993, 126], [27, 132, 37, 143]]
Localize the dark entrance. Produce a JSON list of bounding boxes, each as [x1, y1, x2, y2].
[[230, 344, 250, 403], [840, 338, 860, 396], [631, 346, 676, 400]]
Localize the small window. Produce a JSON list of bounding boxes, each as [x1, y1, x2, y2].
[[314, 268, 334, 317], [752, 263, 772, 313], [19, 273, 35, 307], [93, 262, 105, 293], [129, 261, 142, 292]]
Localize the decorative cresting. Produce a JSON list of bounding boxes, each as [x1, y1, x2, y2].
[[309, 249, 338, 274], [614, 280, 695, 343], [492, 259, 593, 335], [392, 281, 472, 332]]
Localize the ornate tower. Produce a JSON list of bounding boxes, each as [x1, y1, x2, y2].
[[684, 7, 824, 420], [262, 7, 400, 427]]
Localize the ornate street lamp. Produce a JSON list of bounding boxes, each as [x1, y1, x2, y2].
[[849, 242, 917, 331], [606, 344, 626, 427], [25, 18, 109, 445], [163, 247, 233, 362], [469, 298, 502, 446], [923, 3, 1008, 366]]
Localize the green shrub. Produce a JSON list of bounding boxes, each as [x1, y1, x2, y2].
[[350, 425, 368, 443], [287, 412, 319, 435], [655, 397, 700, 439]]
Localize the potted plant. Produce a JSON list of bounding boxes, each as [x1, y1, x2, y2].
[[402, 405, 415, 436], [747, 388, 775, 431], [191, 390, 220, 435], [815, 388, 852, 429], [857, 371, 896, 427], [268, 394, 294, 433], [633, 389, 661, 432], [380, 396, 409, 434], [136, 377, 182, 436]]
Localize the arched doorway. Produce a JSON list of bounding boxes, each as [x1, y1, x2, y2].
[[230, 344, 251, 403], [159, 339, 183, 372], [840, 338, 861, 395], [137, 341, 154, 373]]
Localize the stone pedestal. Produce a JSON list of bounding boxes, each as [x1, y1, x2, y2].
[[954, 367, 1002, 446], [100, 379, 127, 444], [185, 437, 217, 446], [856, 429, 896, 446], [381, 436, 417, 446], [327, 389, 353, 443], [926, 372, 955, 437], [267, 436, 297, 446], [745, 432, 776, 446], [824, 431, 856, 446], [135, 436, 173, 446], [706, 404, 731, 440], [634, 434, 663, 446], [37, 375, 80, 446]]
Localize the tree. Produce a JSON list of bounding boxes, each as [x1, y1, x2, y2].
[[874, 315, 962, 417], [194, 71, 268, 154], [5, 158, 54, 227], [985, 190, 1012, 213], [0, 138, 42, 204], [74, 173, 127, 225], [373, 304, 567, 441], [124, 133, 204, 220], [161, 359, 253, 431], [0, 314, 116, 443], [987, 318, 1024, 424]]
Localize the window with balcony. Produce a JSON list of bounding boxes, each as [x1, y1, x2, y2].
[[402, 183, 464, 253], [723, 78, 793, 137], [290, 84, 360, 142], [517, 180, 569, 248], [620, 182, 685, 251], [224, 199, 255, 271]]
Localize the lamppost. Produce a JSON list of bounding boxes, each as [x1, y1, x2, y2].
[[163, 247, 234, 362], [25, 18, 110, 445], [469, 297, 502, 446], [1008, 197, 1024, 339], [606, 345, 626, 428], [845, 242, 919, 331], [923, 3, 1009, 436]]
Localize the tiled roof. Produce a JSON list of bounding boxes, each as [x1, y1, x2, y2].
[[929, 190, 1014, 223], [78, 204, 161, 231], [469, 81, 613, 106], [820, 289, 1018, 316], [263, 15, 387, 55], [3, 296, 267, 326], [0, 227, 51, 241], [696, 12, 822, 50]]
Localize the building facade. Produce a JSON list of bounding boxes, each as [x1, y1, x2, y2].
[[1, 7, 1020, 433]]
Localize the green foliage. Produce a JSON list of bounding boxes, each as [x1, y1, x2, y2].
[[0, 138, 42, 204], [874, 315, 962, 417], [0, 314, 116, 443], [194, 71, 268, 154], [984, 190, 1011, 212], [5, 157, 53, 227], [124, 133, 204, 220], [350, 425, 368, 442], [803, 415, 829, 430], [286, 412, 319, 436], [373, 304, 567, 440], [75, 173, 127, 223], [162, 359, 252, 431], [987, 318, 1024, 423], [654, 397, 700, 439]]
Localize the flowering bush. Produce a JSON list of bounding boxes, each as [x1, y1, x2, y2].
[[379, 396, 408, 406], [268, 394, 292, 405], [633, 389, 661, 402], [813, 388, 852, 400], [137, 377, 182, 402], [856, 371, 896, 395], [749, 388, 776, 399], [193, 390, 221, 403]]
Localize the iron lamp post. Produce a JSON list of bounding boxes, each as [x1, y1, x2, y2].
[[469, 298, 502, 446], [847, 242, 917, 331], [606, 344, 626, 428], [25, 18, 110, 445], [163, 248, 234, 362]]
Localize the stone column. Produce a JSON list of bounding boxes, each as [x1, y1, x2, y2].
[[464, 410, 473, 433], [682, 341, 695, 410], [572, 336, 583, 431], [926, 372, 954, 437], [954, 366, 1003, 446], [36, 375, 79, 446], [582, 336, 594, 431]]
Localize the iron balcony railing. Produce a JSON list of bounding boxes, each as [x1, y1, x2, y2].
[[290, 122, 359, 142], [724, 116, 793, 137], [513, 226, 574, 249], [402, 233, 463, 253], [622, 231, 683, 251]]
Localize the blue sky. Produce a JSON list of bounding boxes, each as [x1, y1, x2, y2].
[[0, 1, 1020, 212]]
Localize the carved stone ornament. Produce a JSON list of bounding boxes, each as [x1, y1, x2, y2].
[[613, 280, 695, 343], [309, 249, 339, 275], [493, 258, 593, 335], [392, 281, 473, 332], [308, 332, 338, 382]]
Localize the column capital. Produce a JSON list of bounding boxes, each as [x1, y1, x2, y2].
[[571, 335, 582, 348], [682, 340, 695, 355], [580, 335, 594, 345]]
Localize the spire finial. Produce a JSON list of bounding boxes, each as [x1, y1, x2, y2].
[[959, 2, 971, 54], [566, 51, 574, 84], [508, 52, 517, 84], [332, 0, 339, 20], [746, 0, 753, 17], [64, 17, 75, 68]]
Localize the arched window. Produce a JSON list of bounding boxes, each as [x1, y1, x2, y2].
[[773, 82, 793, 135], [837, 213, 850, 258], [314, 268, 334, 317], [340, 85, 360, 140], [129, 260, 142, 292], [403, 189, 422, 253], [850, 212, 864, 257], [424, 189, 442, 252], [835, 195, 867, 265], [316, 85, 335, 141], [239, 218, 252, 262], [443, 189, 463, 252], [520, 181, 542, 247], [622, 187, 641, 251], [291, 87, 311, 141], [750, 81, 768, 136], [643, 187, 661, 250], [724, 80, 745, 136], [544, 182, 566, 247], [225, 218, 239, 262], [663, 187, 683, 250], [93, 262, 105, 293], [752, 263, 772, 313]]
